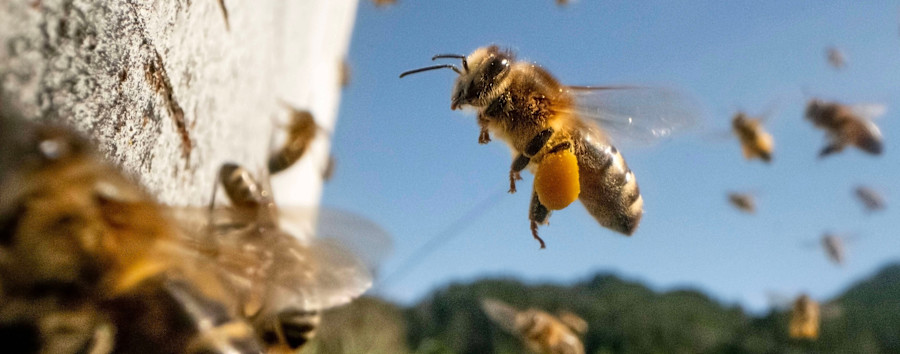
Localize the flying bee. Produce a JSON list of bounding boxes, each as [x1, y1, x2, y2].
[[731, 111, 774, 163], [854, 185, 886, 212], [267, 104, 336, 181], [804, 99, 885, 157], [821, 233, 846, 266], [788, 294, 820, 340], [0, 108, 262, 353], [371, 0, 396, 7], [173, 161, 388, 352], [481, 298, 586, 354], [825, 46, 846, 70], [727, 192, 756, 214], [400, 45, 697, 248]]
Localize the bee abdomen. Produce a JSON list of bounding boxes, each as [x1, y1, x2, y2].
[[575, 138, 643, 235], [258, 308, 321, 350]]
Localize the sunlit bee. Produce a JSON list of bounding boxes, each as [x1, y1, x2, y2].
[[481, 299, 586, 354], [788, 294, 820, 340], [400, 45, 696, 248], [854, 185, 886, 212], [731, 112, 774, 163], [825, 46, 846, 70], [175, 161, 388, 352], [727, 192, 755, 214], [0, 109, 261, 353], [821, 234, 846, 265], [805, 99, 885, 157], [268, 107, 319, 174]]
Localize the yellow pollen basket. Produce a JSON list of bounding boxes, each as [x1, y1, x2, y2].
[[534, 150, 581, 210]]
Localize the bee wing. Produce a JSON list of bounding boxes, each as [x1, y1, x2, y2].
[[481, 298, 521, 335], [167, 206, 374, 312], [850, 103, 887, 121], [558, 86, 701, 148]]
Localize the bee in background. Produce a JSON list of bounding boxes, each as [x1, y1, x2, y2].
[[339, 59, 352, 89], [854, 185, 886, 212], [178, 161, 387, 352], [789, 294, 820, 340], [821, 233, 846, 266], [481, 299, 586, 354], [0, 109, 262, 353], [731, 111, 774, 163], [400, 45, 697, 248], [825, 46, 846, 70], [727, 192, 756, 214], [804, 99, 885, 158], [555, 0, 572, 6], [371, 0, 396, 7], [268, 104, 336, 180]]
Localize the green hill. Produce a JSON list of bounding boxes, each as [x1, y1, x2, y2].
[[304, 264, 900, 354]]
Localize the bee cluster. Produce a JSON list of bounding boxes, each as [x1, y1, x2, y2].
[[0, 96, 385, 353]]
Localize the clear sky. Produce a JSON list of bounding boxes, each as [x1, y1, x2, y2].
[[323, 0, 900, 312]]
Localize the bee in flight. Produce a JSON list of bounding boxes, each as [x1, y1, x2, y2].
[[804, 99, 885, 158], [854, 185, 886, 212], [0, 108, 262, 353], [825, 46, 846, 70], [400, 45, 696, 248], [481, 298, 587, 354], [731, 111, 774, 163], [727, 192, 756, 214], [788, 294, 820, 340]]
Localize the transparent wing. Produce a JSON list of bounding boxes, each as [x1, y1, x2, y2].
[[481, 298, 521, 335], [850, 103, 887, 120], [166, 206, 374, 312], [557, 86, 701, 148]]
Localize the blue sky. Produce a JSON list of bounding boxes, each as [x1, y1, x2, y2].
[[323, 0, 900, 312]]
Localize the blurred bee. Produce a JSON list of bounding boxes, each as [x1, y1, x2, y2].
[[731, 111, 773, 163], [371, 0, 396, 7], [788, 294, 820, 340], [176, 161, 387, 352], [339, 59, 352, 89], [804, 99, 885, 157], [267, 105, 336, 180], [727, 192, 755, 214], [0, 108, 262, 353], [821, 233, 846, 266], [400, 45, 696, 248], [481, 298, 586, 354], [825, 46, 846, 70], [854, 185, 886, 212]]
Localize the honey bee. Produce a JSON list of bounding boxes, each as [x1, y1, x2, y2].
[[731, 111, 774, 163], [175, 161, 383, 352], [727, 192, 756, 214], [268, 107, 320, 174], [788, 294, 820, 340], [0, 109, 262, 353], [339, 59, 352, 89], [371, 0, 396, 7], [825, 46, 846, 70], [820, 233, 846, 265], [854, 185, 886, 212], [400, 45, 696, 248], [804, 99, 885, 157], [481, 298, 586, 354]]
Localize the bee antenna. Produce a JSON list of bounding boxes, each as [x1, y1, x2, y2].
[[431, 54, 468, 72], [399, 64, 461, 78]]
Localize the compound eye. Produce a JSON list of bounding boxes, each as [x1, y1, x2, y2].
[[485, 57, 509, 79]]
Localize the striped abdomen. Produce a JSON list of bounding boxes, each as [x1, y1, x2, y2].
[[573, 128, 643, 235]]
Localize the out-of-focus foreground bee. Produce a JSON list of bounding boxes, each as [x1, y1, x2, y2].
[[731, 112, 774, 163], [788, 294, 820, 340], [0, 108, 262, 353], [727, 192, 756, 214], [176, 161, 386, 352], [481, 298, 586, 354], [854, 185, 886, 212], [400, 45, 696, 248], [804, 99, 885, 157]]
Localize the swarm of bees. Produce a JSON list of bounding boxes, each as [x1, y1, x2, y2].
[[0, 104, 383, 352], [481, 298, 587, 354], [401, 45, 697, 248]]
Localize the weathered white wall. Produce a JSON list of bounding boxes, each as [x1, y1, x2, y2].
[[0, 0, 356, 207]]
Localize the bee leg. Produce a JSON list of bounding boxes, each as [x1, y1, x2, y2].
[[508, 128, 554, 193], [818, 143, 843, 158], [529, 189, 549, 249], [477, 113, 491, 144]]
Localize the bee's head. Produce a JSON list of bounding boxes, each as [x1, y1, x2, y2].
[[400, 45, 513, 110], [804, 99, 825, 120]]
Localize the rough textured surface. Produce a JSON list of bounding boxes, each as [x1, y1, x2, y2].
[[0, 0, 355, 206]]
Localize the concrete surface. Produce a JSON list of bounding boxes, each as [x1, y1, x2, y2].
[[0, 0, 356, 207]]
